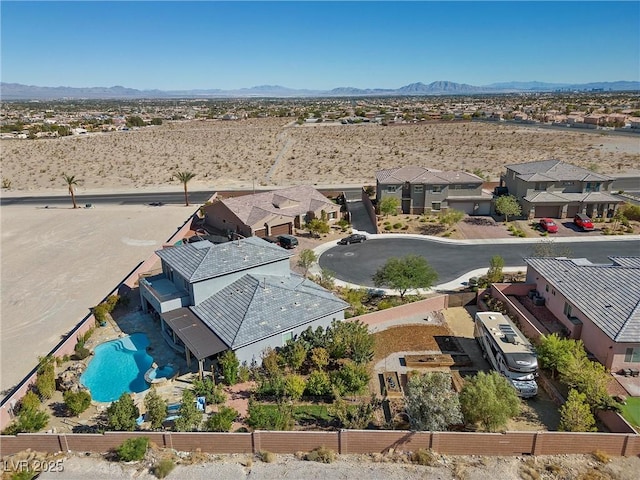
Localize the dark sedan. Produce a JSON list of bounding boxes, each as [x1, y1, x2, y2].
[[338, 234, 367, 245]]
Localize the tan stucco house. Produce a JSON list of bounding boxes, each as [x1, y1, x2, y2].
[[203, 185, 341, 238]]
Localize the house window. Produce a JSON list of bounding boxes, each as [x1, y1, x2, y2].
[[282, 331, 293, 345], [431, 202, 441, 211], [562, 181, 574, 186], [586, 182, 601, 192], [386, 185, 398, 193], [414, 185, 424, 193], [545, 284, 549, 292], [563, 302, 572, 318], [432, 185, 443, 193], [535, 182, 548, 191], [625, 348, 640, 363]]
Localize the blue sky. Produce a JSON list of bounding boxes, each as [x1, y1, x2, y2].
[[1, 1, 639, 90]]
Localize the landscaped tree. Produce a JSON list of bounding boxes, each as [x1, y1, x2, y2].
[[536, 334, 580, 378], [107, 393, 140, 431], [173, 170, 196, 206], [494, 195, 521, 222], [459, 371, 520, 432], [305, 370, 332, 396], [144, 389, 168, 430], [330, 360, 371, 397], [306, 218, 330, 238], [309, 347, 330, 370], [62, 173, 81, 209], [283, 341, 308, 372], [373, 255, 438, 299], [558, 389, 597, 432], [486, 255, 505, 283], [559, 354, 611, 412], [174, 389, 202, 432], [63, 390, 92, 416], [283, 374, 306, 400], [405, 372, 463, 431], [2, 391, 49, 435], [219, 350, 240, 385], [35, 356, 56, 400], [325, 319, 374, 364], [379, 196, 400, 217], [204, 406, 238, 432], [297, 249, 318, 277]]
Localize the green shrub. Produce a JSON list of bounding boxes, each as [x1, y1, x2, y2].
[[284, 374, 306, 400], [2, 391, 49, 434], [304, 446, 335, 463], [204, 406, 238, 432], [238, 364, 251, 383], [192, 377, 226, 405], [63, 390, 92, 416], [384, 225, 392, 231], [383, 221, 391, 226], [220, 350, 239, 385], [107, 393, 140, 431], [305, 370, 332, 396], [116, 436, 148, 461], [392, 222, 403, 229], [247, 401, 294, 431], [35, 358, 56, 400], [256, 374, 286, 399], [152, 458, 175, 478]]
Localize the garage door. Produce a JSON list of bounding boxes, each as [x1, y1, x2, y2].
[[254, 229, 266, 238], [448, 201, 474, 214], [270, 223, 292, 236], [449, 201, 492, 216], [566, 205, 579, 218], [534, 205, 560, 218]]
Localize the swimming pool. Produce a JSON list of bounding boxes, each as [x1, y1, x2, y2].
[[80, 333, 161, 402]]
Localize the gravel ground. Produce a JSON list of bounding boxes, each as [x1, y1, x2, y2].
[[32, 451, 640, 480]]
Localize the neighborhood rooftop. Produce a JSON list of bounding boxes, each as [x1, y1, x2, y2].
[[507, 159, 613, 182], [191, 273, 350, 349], [375, 166, 483, 184], [525, 256, 640, 343], [219, 185, 337, 226], [156, 236, 292, 283]]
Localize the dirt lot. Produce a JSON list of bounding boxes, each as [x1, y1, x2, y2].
[[2, 119, 638, 193]]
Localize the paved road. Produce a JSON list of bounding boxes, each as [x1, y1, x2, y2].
[[319, 237, 640, 287], [0, 191, 216, 207]]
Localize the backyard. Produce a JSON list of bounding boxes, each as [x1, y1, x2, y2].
[[621, 397, 640, 429]]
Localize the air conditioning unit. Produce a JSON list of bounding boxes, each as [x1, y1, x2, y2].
[[533, 296, 545, 306]]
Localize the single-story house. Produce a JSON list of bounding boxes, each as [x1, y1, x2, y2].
[[525, 256, 640, 372], [203, 185, 341, 238]]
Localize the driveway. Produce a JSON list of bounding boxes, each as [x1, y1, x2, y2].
[[318, 235, 640, 288], [346, 200, 377, 234]]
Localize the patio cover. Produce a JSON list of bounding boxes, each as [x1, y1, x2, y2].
[[162, 308, 228, 360]]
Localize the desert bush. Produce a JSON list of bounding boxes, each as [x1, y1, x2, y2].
[[392, 222, 403, 229], [591, 450, 611, 464], [35, 357, 56, 400], [304, 446, 335, 463], [259, 451, 276, 463], [72, 346, 90, 360], [384, 225, 392, 231], [410, 448, 437, 466], [63, 390, 92, 416], [152, 458, 175, 478], [116, 436, 148, 461]]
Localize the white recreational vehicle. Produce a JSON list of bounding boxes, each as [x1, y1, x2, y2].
[[474, 311, 538, 398]]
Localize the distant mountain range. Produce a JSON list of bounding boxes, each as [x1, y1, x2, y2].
[[1, 80, 638, 100]]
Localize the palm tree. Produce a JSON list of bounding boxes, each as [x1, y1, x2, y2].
[[174, 171, 196, 206], [62, 173, 81, 209]]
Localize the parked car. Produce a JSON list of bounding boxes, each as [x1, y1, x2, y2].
[[262, 236, 280, 245], [276, 234, 298, 249], [539, 218, 558, 233], [338, 234, 367, 245], [574, 214, 595, 231]]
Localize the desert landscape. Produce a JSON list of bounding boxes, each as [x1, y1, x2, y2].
[[2, 118, 639, 193]]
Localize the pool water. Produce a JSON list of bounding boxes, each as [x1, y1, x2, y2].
[[148, 365, 175, 380], [80, 333, 154, 402]]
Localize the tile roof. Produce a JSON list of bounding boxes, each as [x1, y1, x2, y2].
[[376, 166, 483, 185], [219, 185, 337, 227], [523, 191, 621, 203], [507, 159, 612, 182], [156, 236, 292, 283], [191, 274, 349, 348], [525, 257, 640, 342]]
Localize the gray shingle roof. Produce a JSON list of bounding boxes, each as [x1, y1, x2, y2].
[[219, 186, 337, 227], [376, 166, 482, 185], [525, 257, 640, 342], [507, 160, 612, 182], [191, 273, 349, 349], [156, 237, 292, 283], [523, 191, 621, 203]]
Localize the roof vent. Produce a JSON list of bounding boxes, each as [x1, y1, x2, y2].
[[505, 334, 517, 344]]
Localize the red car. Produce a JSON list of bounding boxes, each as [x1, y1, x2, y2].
[[539, 218, 558, 233], [574, 214, 595, 231]]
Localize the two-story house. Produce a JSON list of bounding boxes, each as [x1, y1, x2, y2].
[[503, 159, 622, 219], [203, 185, 341, 238], [525, 256, 640, 373], [376, 166, 491, 215], [139, 237, 348, 373]]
